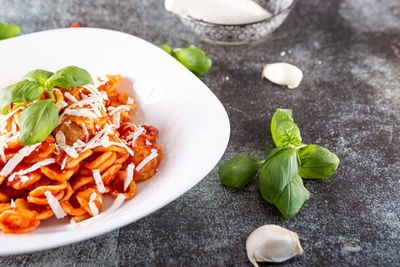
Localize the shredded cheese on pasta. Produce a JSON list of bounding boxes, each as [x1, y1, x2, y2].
[[92, 169, 106, 193], [124, 163, 135, 191], [0, 143, 41, 177], [88, 192, 99, 217], [8, 158, 55, 182], [44, 191, 67, 219], [136, 149, 159, 171]]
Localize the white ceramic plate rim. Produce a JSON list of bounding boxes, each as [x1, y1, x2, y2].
[[0, 28, 230, 255]]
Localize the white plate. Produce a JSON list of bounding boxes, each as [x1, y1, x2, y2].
[[0, 28, 230, 255]]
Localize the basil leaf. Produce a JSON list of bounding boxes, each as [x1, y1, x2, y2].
[[259, 146, 300, 205], [45, 66, 93, 89], [174, 45, 212, 75], [0, 23, 20, 40], [274, 120, 302, 147], [271, 108, 302, 147], [19, 100, 58, 146], [22, 69, 54, 86], [298, 145, 340, 179], [218, 155, 260, 188], [160, 44, 173, 55], [0, 80, 45, 114], [275, 174, 310, 219]]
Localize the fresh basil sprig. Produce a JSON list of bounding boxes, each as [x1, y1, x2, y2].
[[0, 66, 93, 146], [0, 23, 20, 40], [160, 44, 212, 75], [218, 108, 340, 219]]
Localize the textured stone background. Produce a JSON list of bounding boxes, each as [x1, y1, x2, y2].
[[0, 0, 400, 266]]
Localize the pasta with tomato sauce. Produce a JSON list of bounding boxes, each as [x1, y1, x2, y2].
[[0, 75, 162, 234]]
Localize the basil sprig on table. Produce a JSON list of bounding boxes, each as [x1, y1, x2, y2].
[[160, 44, 212, 75], [218, 108, 340, 219], [0, 23, 20, 40], [0, 66, 93, 146]]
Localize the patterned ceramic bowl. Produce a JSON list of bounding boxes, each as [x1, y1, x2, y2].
[[177, 0, 296, 45]]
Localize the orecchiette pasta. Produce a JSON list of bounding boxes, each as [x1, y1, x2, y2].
[[0, 74, 162, 234]]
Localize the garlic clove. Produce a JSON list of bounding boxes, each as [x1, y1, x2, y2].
[[262, 62, 303, 89], [246, 224, 303, 266]]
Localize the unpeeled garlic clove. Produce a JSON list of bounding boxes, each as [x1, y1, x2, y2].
[[246, 224, 303, 266], [262, 62, 303, 89]]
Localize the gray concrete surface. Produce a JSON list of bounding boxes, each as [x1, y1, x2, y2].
[[0, 0, 399, 266]]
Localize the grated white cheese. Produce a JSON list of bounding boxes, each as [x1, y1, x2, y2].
[[8, 158, 56, 182], [88, 192, 99, 217], [64, 109, 98, 118], [81, 123, 89, 143], [56, 101, 68, 110], [11, 120, 17, 135], [145, 139, 152, 146], [83, 84, 101, 96], [136, 149, 159, 171], [92, 169, 106, 193], [107, 140, 134, 156], [126, 125, 146, 146], [109, 105, 130, 116], [10, 199, 15, 209], [112, 112, 120, 129], [61, 157, 68, 170], [0, 143, 41, 177], [64, 92, 78, 103], [127, 97, 134, 105], [73, 194, 126, 227], [44, 190, 67, 219], [124, 163, 135, 191], [19, 175, 30, 183], [0, 147, 5, 163]]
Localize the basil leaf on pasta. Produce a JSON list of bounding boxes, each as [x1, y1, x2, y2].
[[22, 69, 54, 86], [0, 80, 45, 114], [45, 66, 93, 89], [19, 100, 59, 146]]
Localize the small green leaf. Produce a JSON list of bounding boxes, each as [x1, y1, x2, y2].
[[160, 44, 173, 55], [298, 145, 340, 179], [22, 69, 54, 86], [174, 45, 212, 75], [218, 155, 260, 188], [0, 23, 20, 40], [45, 66, 93, 89], [274, 120, 302, 147], [0, 80, 45, 114], [271, 108, 302, 147], [19, 100, 59, 146], [275, 174, 310, 219], [259, 146, 300, 205]]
